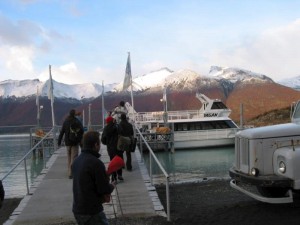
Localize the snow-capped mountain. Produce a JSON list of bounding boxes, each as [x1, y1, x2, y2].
[[0, 66, 277, 100], [277, 76, 300, 89], [0, 79, 104, 99], [113, 67, 174, 91], [2, 65, 300, 129], [209, 66, 273, 83]]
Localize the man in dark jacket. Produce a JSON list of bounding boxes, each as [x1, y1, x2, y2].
[[0, 180, 4, 209], [101, 116, 123, 182], [58, 109, 84, 179], [72, 131, 114, 225], [118, 113, 134, 171]]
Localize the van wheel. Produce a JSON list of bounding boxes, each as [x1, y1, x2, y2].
[[257, 186, 289, 197]]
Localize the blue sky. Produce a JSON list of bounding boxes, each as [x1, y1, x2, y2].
[[1, 0, 300, 85]]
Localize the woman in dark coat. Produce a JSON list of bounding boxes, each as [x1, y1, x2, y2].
[[118, 113, 134, 171], [101, 116, 123, 182]]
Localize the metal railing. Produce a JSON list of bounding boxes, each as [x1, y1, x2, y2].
[[135, 125, 171, 221], [1, 127, 58, 195]]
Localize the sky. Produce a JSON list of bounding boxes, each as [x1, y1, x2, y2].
[[1, 0, 300, 85]]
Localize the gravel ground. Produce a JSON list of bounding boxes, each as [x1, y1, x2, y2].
[[2, 179, 300, 225]]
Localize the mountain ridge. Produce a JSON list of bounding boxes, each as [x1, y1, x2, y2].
[[0, 66, 276, 100], [1, 66, 300, 130]]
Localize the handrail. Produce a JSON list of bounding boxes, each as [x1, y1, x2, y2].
[[134, 125, 171, 221], [1, 127, 58, 195]]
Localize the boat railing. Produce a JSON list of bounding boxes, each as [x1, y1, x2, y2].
[[134, 110, 202, 122], [1, 126, 59, 196], [135, 124, 171, 221], [133, 108, 233, 122]]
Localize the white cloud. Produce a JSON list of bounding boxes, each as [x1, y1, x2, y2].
[[38, 62, 86, 84], [141, 61, 167, 74], [0, 45, 34, 76], [205, 19, 300, 80]]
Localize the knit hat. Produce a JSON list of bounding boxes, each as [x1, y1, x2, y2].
[[69, 109, 76, 117], [106, 116, 114, 124]]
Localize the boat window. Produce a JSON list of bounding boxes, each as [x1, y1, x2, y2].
[[225, 120, 238, 128], [201, 122, 214, 130], [176, 123, 183, 131], [211, 102, 228, 109], [195, 123, 202, 130], [214, 121, 230, 128], [183, 124, 188, 131], [189, 123, 195, 130]]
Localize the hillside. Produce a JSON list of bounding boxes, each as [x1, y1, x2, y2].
[[226, 82, 300, 122], [245, 106, 291, 127]]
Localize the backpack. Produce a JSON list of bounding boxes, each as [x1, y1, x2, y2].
[[69, 119, 82, 144]]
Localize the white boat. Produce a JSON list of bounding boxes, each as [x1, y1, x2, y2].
[[127, 93, 239, 150]]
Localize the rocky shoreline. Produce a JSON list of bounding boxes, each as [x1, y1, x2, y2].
[[2, 179, 300, 225]]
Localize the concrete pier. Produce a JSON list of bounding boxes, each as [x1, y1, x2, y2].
[[4, 145, 166, 225]]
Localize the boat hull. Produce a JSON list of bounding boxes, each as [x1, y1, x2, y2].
[[174, 137, 234, 149]]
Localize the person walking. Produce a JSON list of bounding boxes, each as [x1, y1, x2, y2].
[[111, 101, 128, 124], [58, 109, 84, 179], [101, 116, 124, 182], [72, 131, 114, 225], [118, 113, 134, 171], [0, 180, 4, 209]]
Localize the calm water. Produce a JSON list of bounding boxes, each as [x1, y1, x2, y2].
[[0, 135, 52, 198], [142, 146, 234, 183], [1, 134, 235, 197]]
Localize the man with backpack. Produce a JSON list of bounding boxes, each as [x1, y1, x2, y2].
[[58, 109, 84, 179]]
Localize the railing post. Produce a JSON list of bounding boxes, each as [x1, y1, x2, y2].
[[139, 135, 144, 163], [42, 139, 46, 169], [166, 177, 171, 221], [53, 126, 58, 152], [150, 154, 153, 185], [24, 159, 30, 195]]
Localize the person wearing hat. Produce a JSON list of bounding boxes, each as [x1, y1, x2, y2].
[[101, 116, 124, 182]]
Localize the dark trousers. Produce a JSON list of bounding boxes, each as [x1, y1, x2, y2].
[[125, 150, 132, 170], [74, 211, 108, 225], [108, 151, 123, 180]]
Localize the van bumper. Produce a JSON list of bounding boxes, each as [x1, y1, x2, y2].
[[229, 167, 293, 188]]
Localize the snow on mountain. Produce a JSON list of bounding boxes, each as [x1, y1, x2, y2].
[[0, 79, 105, 100], [165, 69, 202, 88], [209, 66, 273, 83], [0, 79, 41, 97], [278, 76, 300, 89], [0, 66, 281, 100], [113, 67, 173, 91]]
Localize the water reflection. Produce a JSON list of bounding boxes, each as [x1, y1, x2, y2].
[[30, 156, 45, 180], [142, 146, 234, 182], [0, 135, 53, 197]]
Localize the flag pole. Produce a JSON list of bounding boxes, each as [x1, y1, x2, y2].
[[48, 65, 55, 127], [129, 53, 134, 122], [36, 85, 40, 127], [122, 52, 135, 122], [102, 80, 105, 128]]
